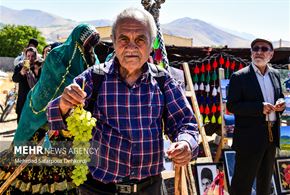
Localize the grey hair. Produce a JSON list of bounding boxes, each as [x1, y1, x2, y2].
[[111, 7, 157, 46]]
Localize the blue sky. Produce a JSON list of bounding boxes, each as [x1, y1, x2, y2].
[[1, 0, 289, 41]]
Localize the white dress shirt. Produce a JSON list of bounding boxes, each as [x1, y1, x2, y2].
[[252, 63, 276, 121]]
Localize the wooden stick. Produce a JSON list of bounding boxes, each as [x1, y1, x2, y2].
[[214, 68, 227, 162], [185, 164, 195, 195], [0, 130, 54, 194], [181, 166, 189, 195], [175, 166, 182, 195], [175, 166, 190, 195], [82, 78, 85, 91]]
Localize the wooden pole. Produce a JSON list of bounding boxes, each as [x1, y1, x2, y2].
[[174, 166, 189, 195], [214, 68, 226, 162]]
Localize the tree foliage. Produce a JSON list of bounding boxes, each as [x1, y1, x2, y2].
[[0, 25, 46, 57]]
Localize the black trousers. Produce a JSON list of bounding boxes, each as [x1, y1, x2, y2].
[[230, 142, 276, 195], [77, 175, 163, 195]]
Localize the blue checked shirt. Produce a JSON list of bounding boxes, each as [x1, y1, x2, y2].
[[47, 59, 199, 183]]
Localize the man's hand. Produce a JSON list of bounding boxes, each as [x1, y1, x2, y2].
[[166, 141, 192, 166], [275, 99, 286, 112], [59, 83, 86, 115], [263, 102, 275, 115]]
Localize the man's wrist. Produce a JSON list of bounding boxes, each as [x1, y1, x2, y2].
[[179, 140, 192, 151], [61, 108, 71, 118]]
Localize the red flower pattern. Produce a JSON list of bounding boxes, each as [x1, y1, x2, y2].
[[283, 164, 290, 184]]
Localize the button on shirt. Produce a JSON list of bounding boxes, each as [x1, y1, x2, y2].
[[47, 60, 199, 183], [252, 64, 276, 121]]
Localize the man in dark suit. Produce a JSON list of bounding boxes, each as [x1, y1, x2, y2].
[[226, 38, 285, 195]]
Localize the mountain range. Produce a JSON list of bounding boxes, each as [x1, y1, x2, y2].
[[1, 6, 289, 47], [281, 135, 290, 139], [161, 17, 250, 47]]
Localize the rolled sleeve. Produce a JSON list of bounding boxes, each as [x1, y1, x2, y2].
[[164, 77, 199, 159], [47, 97, 67, 130], [177, 132, 199, 158]]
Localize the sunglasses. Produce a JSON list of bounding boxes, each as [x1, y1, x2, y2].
[[252, 46, 272, 52]]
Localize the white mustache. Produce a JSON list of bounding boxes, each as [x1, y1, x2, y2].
[[124, 53, 139, 56]]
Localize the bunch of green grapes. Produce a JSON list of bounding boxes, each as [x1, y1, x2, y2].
[[71, 164, 89, 186], [73, 140, 91, 162], [66, 105, 96, 186], [66, 105, 96, 142]]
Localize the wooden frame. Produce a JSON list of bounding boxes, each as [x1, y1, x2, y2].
[[275, 157, 290, 194], [280, 126, 290, 151], [214, 69, 229, 163], [222, 149, 236, 188], [193, 163, 219, 195]]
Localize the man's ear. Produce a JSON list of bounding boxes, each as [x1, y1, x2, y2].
[[269, 51, 274, 59]]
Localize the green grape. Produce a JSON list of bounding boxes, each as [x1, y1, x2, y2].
[[86, 112, 92, 119]]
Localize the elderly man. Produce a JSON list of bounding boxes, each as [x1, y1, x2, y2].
[[47, 8, 199, 195], [227, 38, 285, 195]]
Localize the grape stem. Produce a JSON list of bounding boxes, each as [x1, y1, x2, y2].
[[82, 78, 85, 91]]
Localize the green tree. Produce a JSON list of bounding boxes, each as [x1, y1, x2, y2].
[[0, 25, 46, 57]]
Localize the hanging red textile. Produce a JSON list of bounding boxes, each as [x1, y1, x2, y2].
[[225, 58, 230, 68], [219, 55, 224, 65], [238, 62, 244, 70], [213, 59, 218, 69], [200, 63, 205, 73], [230, 61, 236, 71]]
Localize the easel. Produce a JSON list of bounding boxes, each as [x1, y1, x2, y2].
[[174, 63, 213, 195], [183, 62, 213, 163], [214, 68, 228, 163]]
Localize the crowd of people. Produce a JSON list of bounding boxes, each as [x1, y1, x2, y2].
[[0, 7, 285, 195], [12, 38, 63, 122]]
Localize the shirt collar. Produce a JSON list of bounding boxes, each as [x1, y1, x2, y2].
[[252, 63, 270, 76], [108, 57, 150, 82]]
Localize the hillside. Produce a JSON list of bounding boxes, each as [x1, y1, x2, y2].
[[0, 6, 76, 27], [162, 17, 250, 47], [1, 6, 289, 47]]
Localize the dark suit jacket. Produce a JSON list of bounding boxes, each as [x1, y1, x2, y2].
[[226, 65, 283, 152]]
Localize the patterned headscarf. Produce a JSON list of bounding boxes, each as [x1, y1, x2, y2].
[[14, 24, 100, 144]]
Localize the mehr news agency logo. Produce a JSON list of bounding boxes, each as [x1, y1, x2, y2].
[[12, 143, 98, 165]]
